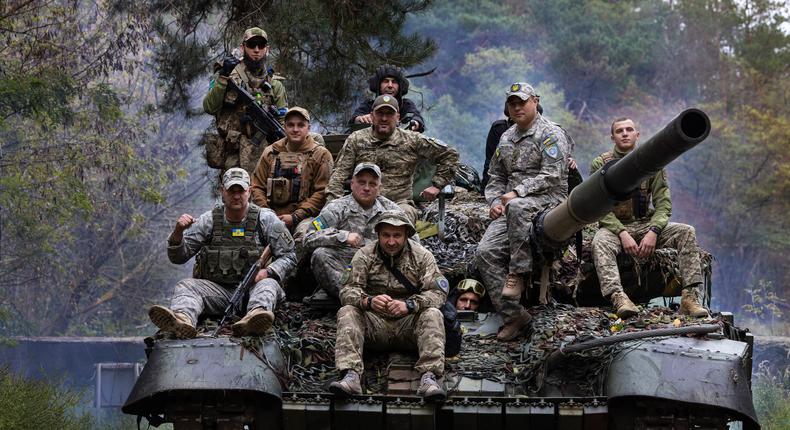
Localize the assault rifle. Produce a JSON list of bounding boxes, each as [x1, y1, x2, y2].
[[212, 241, 273, 337], [227, 78, 286, 146]]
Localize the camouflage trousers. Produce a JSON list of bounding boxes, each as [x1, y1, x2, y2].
[[292, 218, 314, 261], [592, 221, 703, 298], [335, 305, 445, 376], [216, 132, 267, 177], [169, 277, 284, 325], [310, 246, 358, 297]]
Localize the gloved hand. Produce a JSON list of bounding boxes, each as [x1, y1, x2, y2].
[[220, 56, 240, 77]]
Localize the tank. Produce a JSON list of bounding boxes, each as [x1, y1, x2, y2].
[[123, 109, 759, 429]]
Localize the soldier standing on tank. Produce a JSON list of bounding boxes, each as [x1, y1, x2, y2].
[[202, 27, 288, 176], [590, 118, 709, 319], [329, 211, 448, 401], [474, 82, 573, 341], [249, 106, 333, 248], [349, 64, 425, 132], [148, 168, 296, 338], [303, 162, 402, 298], [326, 95, 459, 224]]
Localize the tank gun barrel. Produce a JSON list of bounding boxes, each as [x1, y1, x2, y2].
[[539, 108, 710, 244]]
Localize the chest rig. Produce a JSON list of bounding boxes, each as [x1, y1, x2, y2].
[[267, 150, 307, 206], [602, 151, 651, 221], [217, 65, 275, 139], [193, 205, 264, 285]]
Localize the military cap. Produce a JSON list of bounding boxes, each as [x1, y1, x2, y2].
[[353, 162, 382, 178], [243, 27, 268, 43], [372, 94, 399, 113], [506, 82, 538, 101], [284, 106, 310, 122], [374, 210, 416, 237], [222, 167, 251, 190]]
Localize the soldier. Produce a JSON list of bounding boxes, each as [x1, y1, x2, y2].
[[349, 64, 425, 132], [303, 162, 401, 298], [450, 279, 486, 312], [590, 118, 709, 318], [202, 27, 288, 175], [327, 95, 459, 223], [148, 168, 296, 338], [474, 82, 572, 341], [250, 106, 333, 245], [329, 211, 448, 401]]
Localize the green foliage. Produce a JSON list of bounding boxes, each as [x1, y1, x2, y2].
[[753, 361, 790, 430], [0, 368, 94, 429], [742, 280, 787, 335]]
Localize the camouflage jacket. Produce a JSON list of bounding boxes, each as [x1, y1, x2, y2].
[[341, 239, 448, 315], [485, 114, 570, 208], [250, 136, 334, 220], [302, 194, 401, 252], [590, 147, 672, 234], [167, 204, 296, 282], [325, 128, 459, 204]]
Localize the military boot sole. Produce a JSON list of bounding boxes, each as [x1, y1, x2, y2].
[[329, 381, 362, 398], [232, 310, 274, 337], [149, 306, 197, 339]]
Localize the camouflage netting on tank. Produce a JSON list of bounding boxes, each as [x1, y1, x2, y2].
[[269, 302, 722, 396]]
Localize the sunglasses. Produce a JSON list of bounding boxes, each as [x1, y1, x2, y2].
[[245, 40, 267, 49], [456, 279, 485, 297]]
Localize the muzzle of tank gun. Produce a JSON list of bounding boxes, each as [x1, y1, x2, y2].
[[538, 108, 711, 247]]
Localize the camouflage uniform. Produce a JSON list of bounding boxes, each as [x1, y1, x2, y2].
[[474, 115, 570, 319], [589, 149, 703, 297], [325, 127, 459, 223], [302, 194, 401, 297], [202, 61, 288, 175], [335, 239, 448, 376], [250, 135, 333, 245], [166, 204, 296, 325]]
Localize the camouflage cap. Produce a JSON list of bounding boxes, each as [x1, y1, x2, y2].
[[506, 82, 538, 101], [374, 210, 416, 237], [372, 94, 399, 113], [284, 106, 310, 122], [353, 162, 382, 178], [222, 167, 250, 190], [243, 27, 268, 43]]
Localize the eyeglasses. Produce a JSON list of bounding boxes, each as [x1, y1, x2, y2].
[[245, 40, 267, 49], [456, 279, 485, 297]]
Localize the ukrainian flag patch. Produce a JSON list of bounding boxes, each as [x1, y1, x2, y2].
[[312, 216, 326, 231], [231, 228, 245, 237]]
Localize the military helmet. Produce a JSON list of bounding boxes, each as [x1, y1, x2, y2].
[[456, 279, 486, 297], [454, 164, 482, 194], [368, 64, 409, 97], [374, 210, 416, 237]]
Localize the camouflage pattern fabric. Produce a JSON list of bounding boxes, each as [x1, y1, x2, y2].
[[334, 305, 445, 376], [170, 277, 284, 326], [474, 218, 527, 320], [310, 247, 357, 297], [325, 127, 459, 219], [592, 220, 704, 297]]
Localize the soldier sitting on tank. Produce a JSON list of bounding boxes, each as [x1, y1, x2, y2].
[[303, 162, 402, 298], [327, 95, 459, 224], [148, 168, 296, 339], [202, 27, 288, 176], [330, 211, 448, 401], [250, 106, 333, 249], [590, 118, 709, 319], [349, 64, 425, 132], [474, 82, 573, 341]]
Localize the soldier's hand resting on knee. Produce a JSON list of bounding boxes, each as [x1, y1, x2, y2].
[[489, 204, 505, 220], [619, 231, 639, 257], [637, 230, 657, 258], [346, 232, 364, 248], [386, 300, 408, 317], [371, 294, 392, 314]]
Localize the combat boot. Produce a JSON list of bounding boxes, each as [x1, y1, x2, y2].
[[232, 307, 274, 336], [497, 310, 532, 341], [502, 273, 525, 299], [680, 287, 710, 318], [417, 371, 446, 402], [149, 305, 197, 339], [610, 292, 639, 319], [329, 370, 362, 397]]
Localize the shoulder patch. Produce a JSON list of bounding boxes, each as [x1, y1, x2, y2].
[[541, 134, 562, 160], [436, 277, 449, 293], [312, 216, 326, 231], [340, 265, 352, 284]]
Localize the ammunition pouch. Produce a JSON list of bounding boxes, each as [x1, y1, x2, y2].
[[267, 152, 304, 205], [268, 177, 292, 205], [202, 131, 225, 169]]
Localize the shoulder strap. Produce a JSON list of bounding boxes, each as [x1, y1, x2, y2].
[[245, 206, 261, 245], [211, 206, 224, 243], [380, 248, 420, 295]]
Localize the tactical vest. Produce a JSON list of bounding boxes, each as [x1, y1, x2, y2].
[[267, 150, 308, 206], [601, 151, 651, 221], [216, 63, 276, 141], [193, 205, 265, 285]]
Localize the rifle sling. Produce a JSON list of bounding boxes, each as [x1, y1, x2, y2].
[[380, 249, 420, 296]]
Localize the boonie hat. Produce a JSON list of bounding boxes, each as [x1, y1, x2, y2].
[[506, 82, 538, 101], [222, 168, 251, 190], [372, 95, 399, 113], [284, 106, 310, 122], [243, 27, 268, 43], [353, 162, 382, 178], [374, 210, 416, 237]]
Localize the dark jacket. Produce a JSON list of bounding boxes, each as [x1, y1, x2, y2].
[[481, 118, 514, 189], [348, 97, 426, 132]]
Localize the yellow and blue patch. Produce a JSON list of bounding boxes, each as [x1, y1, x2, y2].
[[541, 134, 562, 159], [312, 216, 326, 231], [231, 228, 245, 237]]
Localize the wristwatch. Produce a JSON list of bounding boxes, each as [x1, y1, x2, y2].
[[649, 226, 662, 235], [405, 299, 416, 314]]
